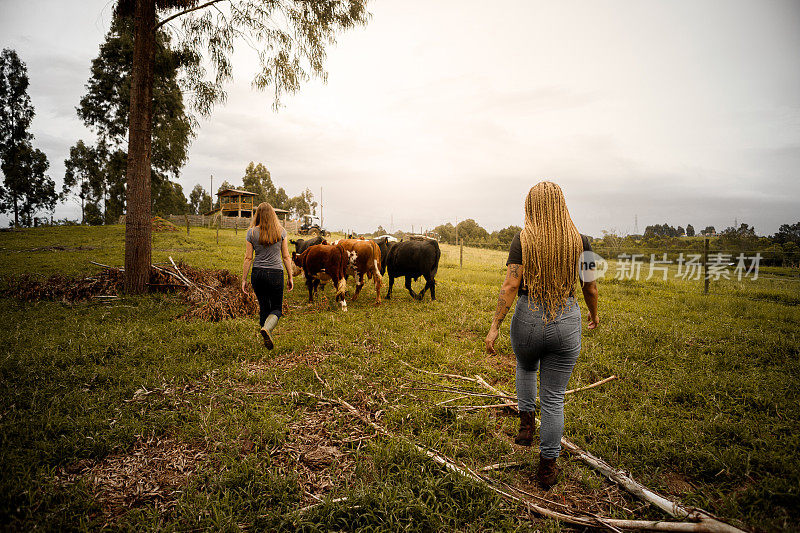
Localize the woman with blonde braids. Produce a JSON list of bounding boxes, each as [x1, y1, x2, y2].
[[485, 181, 599, 489]]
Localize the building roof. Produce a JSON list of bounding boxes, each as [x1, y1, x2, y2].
[[217, 188, 257, 197]]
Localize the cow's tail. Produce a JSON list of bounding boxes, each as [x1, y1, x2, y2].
[[431, 240, 441, 277], [370, 240, 381, 279], [336, 245, 348, 296], [336, 277, 347, 298]]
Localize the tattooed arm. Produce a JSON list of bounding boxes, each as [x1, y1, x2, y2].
[[485, 264, 523, 355]]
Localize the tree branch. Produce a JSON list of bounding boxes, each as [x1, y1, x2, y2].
[[155, 0, 229, 30]]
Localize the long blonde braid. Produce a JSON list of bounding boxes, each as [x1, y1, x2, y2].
[[519, 181, 583, 322]]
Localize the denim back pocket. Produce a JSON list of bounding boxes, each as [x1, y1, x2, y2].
[[510, 314, 533, 346], [554, 305, 582, 353]]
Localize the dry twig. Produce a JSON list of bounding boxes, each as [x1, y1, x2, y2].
[[400, 360, 479, 383], [471, 375, 746, 533], [565, 375, 618, 395], [321, 390, 737, 532]]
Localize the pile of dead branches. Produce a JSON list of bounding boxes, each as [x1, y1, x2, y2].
[[4, 268, 128, 302], [174, 263, 259, 321], [3, 258, 259, 321]]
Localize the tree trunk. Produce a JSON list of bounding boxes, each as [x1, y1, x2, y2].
[[13, 190, 18, 227], [124, 0, 156, 294]]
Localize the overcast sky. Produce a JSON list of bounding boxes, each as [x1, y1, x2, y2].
[[1, 0, 798, 235]]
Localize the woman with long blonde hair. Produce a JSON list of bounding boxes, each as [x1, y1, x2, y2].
[[242, 202, 294, 349], [485, 181, 599, 489]]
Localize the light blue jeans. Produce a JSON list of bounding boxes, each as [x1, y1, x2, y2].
[[510, 294, 581, 459]]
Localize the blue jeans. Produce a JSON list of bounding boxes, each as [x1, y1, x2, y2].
[[510, 294, 581, 459]]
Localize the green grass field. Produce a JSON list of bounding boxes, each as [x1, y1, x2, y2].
[[1, 225, 798, 531]]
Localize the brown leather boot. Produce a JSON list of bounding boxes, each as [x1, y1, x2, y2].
[[514, 411, 534, 446], [536, 454, 560, 489]]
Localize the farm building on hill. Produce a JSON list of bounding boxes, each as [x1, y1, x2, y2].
[[215, 188, 290, 221], [217, 188, 256, 217]]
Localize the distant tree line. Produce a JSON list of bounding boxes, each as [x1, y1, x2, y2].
[[641, 222, 722, 238], [364, 219, 522, 250], [595, 222, 800, 267], [361, 219, 800, 266]]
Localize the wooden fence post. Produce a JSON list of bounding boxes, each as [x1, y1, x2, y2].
[[216, 217, 220, 244], [703, 237, 709, 294], [234, 217, 238, 236], [460, 238, 464, 268], [185, 214, 190, 236]]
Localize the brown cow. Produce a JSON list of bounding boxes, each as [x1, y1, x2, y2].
[[291, 244, 348, 310], [335, 238, 382, 304]]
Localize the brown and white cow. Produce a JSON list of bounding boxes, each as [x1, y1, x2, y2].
[[336, 238, 383, 304], [291, 244, 348, 310]]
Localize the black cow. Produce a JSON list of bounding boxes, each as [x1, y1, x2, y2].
[[290, 236, 327, 255], [385, 238, 440, 301], [371, 237, 394, 276]]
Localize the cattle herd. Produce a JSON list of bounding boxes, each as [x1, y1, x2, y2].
[[289, 235, 441, 311]]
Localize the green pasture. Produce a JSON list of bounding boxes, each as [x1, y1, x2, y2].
[[0, 225, 798, 531]]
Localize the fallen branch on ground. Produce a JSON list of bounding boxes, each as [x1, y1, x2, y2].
[[479, 461, 526, 472], [169, 256, 204, 293], [409, 379, 518, 399], [297, 496, 352, 514], [151, 264, 191, 287], [436, 395, 471, 406], [400, 360, 479, 383], [458, 402, 518, 411], [409, 385, 517, 402], [89, 261, 122, 271], [472, 375, 746, 533], [317, 388, 740, 531], [403, 364, 617, 406], [565, 375, 618, 395]]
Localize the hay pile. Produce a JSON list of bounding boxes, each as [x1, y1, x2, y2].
[[151, 216, 179, 232], [3, 262, 260, 321]]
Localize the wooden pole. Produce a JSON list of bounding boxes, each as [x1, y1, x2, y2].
[[703, 237, 709, 294], [234, 217, 238, 236], [460, 238, 463, 268], [216, 216, 220, 244], [185, 214, 189, 236]]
